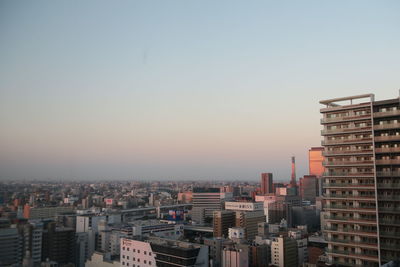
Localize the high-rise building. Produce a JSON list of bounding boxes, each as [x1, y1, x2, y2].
[[0, 227, 22, 266], [42, 222, 75, 265], [222, 247, 249, 267], [309, 147, 325, 177], [213, 210, 235, 238], [235, 210, 266, 241], [299, 175, 318, 203], [261, 173, 273, 195], [321, 93, 400, 266]]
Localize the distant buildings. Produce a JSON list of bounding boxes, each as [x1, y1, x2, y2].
[[299, 175, 318, 203], [271, 236, 298, 267], [192, 188, 232, 224], [213, 211, 235, 238], [308, 147, 325, 177]]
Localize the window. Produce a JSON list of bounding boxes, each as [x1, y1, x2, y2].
[[127, 248, 130, 251], [127, 256, 129, 260], [133, 249, 136, 252], [122, 255, 125, 259], [149, 252, 152, 256], [144, 251, 147, 255], [122, 262, 125, 265], [144, 260, 147, 264], [123, 247, 126, 251], [149, 261, 152, 265], [138, 250, 140, 253]]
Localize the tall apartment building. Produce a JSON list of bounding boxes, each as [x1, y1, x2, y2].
[[320, 93, 400, 266], [261, 173, 274, 195], [0, 227, 22, 266], [213, 210, 235, 238]]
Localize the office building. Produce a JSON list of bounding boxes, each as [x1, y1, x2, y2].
[[235, 210, 266, 241], [321, 93, 400, 266], [42, 222, 75, 265], [0, 227, 22, 266], [213, 210, 235, 238], [299, 175, 318, 203], [192, 188, 230, 224], [204, 238, 233, 267], [120, 236, 208, 267], [309, 147, 325, 177], [23, 205, 74, 220], [271, 236, 298, 267], [261, 173, 274, 195]]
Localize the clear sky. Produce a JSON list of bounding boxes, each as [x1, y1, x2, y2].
[[0, 1, 399, 181]]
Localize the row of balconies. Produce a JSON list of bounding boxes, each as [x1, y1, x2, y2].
[[378, 195, 400, 201], [327, 237, 378, 246], [323, 160, 374, 167], [373, 109, 400, 118], [377, 182, 400, 188], [376, 171, 400, 177], [322, 137, 372, 146], [325, 204, 376, 211], [374, 122, 400, 131], [324, 171, 374, 177], [321, 112, 371, 124], [323, 149, 373, 156], [379, 218, 400, 225], [378, 207, 400, 213], [376, 159, 400, 165], [322, 126, 372, 136], [380, 231, 400, 238], [325, 226, 377, 234], [323, 182, 374, 188], [375, 135, 400, 142], [324, 194, 375, 200], [324, 215, 377, 222], [375, 147, 400, 153]]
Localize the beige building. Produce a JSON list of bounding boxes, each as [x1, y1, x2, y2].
[[321, 93, 400, 266]]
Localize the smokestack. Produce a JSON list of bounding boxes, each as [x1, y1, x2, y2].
[[291, 156, 296, 186]]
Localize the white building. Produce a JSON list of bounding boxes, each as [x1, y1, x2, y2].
[[228, 227, 245, 240], [130, 220, 183, 240]]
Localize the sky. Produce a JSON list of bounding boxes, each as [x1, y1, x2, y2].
[[0, 1, 399, 181]]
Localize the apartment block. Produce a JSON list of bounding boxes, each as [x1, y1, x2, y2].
[[321, 93, 400, 266]]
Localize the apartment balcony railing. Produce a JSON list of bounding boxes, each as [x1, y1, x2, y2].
[[380, 231, 400, 238], [321, 113, 371, 124], [378, 195, 400, 201], [376, 171, 400, 177], [323, 171, 374, 177], [376, 159, 400, 165], [325, 226, 377, 234], [374, 123, 400, 130], [378, 207, 400, 213], [379, 218, 399, 224], [374, 109, 400, 118], [323, 182, 375, 188], [325, 194, 375, 200], [325, 204, 376, 211], [324, 215, 376, 222], [322, 149, 373, 156], [375, 147, 400, 153], [321, 137, 372, 146], [377, 182, 400, 188], [374, 135, 400, 142], [327, 238, 378, 247], [323, 160, 374, 166], [322, 126, 372, 135]]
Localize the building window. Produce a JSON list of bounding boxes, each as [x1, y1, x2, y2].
[[127, 248, 130, 251], [122, 255, 125, 259], [123, 247, 125, 250], [149, 262, 152, 265], [149, 252, 152, 256], [144, 260, 147, 264], [127, 256, 129, 260], [133, 249, 136, 252], [138, 250, 140, 253], [144, 251, 147, 255], [122, 262, 125, 265]]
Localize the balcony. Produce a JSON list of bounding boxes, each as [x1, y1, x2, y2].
[[376, 159, 400, 165], [323, 160, 374, 167], [378, 207, 400, 213], [377, 182, 400, 188], [321, 113, 371, 124], [322, 126, 372, 136], [324, 215, 377, 223], [324, 194, 375, 200], [323, 149, 373, 156], [376, 171, 400, 177], [374, 109, 400, 118], [375, 147, 400, 153], [374, 122, 400, 131], [323, 182, 374, 188], [379, 218, 399, 225], [323, 171, 374, 177], [325, 204, 376, 211], [374, 135, 400, 142], [321, 137, 372, 146], [378, 195, 400, 201], [325, 226, 377, 235], [380, 231, 400, 238]]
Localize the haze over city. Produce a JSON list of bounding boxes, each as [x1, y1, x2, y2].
[[1, 1, 399, 180]]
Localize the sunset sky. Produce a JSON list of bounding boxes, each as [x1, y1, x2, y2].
[[1, 1, 399, 181]]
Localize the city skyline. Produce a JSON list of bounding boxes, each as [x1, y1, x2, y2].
[[1, 1, 400, 180]]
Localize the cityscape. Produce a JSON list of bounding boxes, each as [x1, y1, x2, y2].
[[1, 1, 400, 267]]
